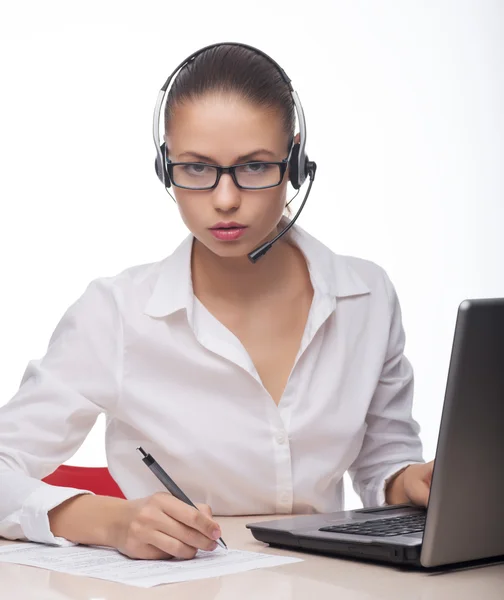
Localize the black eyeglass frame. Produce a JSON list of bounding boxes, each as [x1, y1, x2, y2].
[[164, 144, 294, 191]]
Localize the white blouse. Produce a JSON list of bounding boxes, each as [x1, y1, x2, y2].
[[0, 222, 424, 547]]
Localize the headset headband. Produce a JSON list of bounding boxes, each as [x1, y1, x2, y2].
[[153, 42, 309, 190]]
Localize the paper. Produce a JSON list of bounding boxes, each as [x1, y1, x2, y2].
[[0, 542, 302, 588]]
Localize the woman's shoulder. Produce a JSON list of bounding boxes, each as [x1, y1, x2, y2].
[[330, 251, 396, 304], [293, 224, 393, 296], [110, 257, 169, 288], [71, 254, 175, 320], [106, 234, 192, 294], [334, 251, 389, 285]]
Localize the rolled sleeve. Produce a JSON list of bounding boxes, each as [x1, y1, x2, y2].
[[19, 483, 95, 546], [348, 269, 424, 507]]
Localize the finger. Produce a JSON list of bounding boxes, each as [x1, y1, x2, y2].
[[406, 478, 430, 507], [156, 514, 219, 552], [156, 495, 222, 542], [196, 503, 213, 518], [426, 461, 435, 484], [145, 529, 200, 560], [121, 542, 175, 561]]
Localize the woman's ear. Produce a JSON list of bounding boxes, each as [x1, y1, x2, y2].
[[294, 132, 301, 145]]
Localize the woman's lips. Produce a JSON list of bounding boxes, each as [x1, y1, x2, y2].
[[209, 226, 248, 241]]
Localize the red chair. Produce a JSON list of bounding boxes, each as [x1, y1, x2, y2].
[[42, 465, 126, 499]]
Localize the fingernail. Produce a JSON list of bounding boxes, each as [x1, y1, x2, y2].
[[212, 528, 221, 540]]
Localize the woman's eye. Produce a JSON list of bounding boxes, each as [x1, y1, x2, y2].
[[244, 162, 268, 173], [184, 164, 209, 175]]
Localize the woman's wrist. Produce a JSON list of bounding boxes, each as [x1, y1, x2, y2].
[[48, 493, 129, 547], [384, 466, 410, 505]]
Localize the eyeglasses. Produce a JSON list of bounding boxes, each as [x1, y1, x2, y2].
[[165, 147, 292, 191]]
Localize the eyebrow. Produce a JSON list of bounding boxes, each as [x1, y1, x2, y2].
[[177, 149, 277, 163]]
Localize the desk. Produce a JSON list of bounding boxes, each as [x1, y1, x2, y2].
[[1, 514, 503, 599]]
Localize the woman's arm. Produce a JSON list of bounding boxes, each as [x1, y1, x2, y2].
[[348, 268, 425, 507], [0, 278, 122, 545]]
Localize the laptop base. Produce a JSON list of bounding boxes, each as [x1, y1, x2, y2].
[[247, 525, 421, 567], [248, 525, 504, 572]]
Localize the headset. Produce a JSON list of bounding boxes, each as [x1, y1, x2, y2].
[[153, 42, 317, 262]]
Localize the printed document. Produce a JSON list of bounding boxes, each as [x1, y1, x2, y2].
[[0, 542, 302, 588]]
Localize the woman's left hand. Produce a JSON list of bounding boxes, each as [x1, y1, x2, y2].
[[402, 460, 434, 507]]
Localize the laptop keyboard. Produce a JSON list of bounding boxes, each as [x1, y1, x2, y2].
[[319, 513, 426, 537]]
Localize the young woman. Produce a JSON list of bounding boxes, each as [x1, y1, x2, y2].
[[0, 43, 433, 561]]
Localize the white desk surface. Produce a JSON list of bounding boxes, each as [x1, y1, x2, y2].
[[1, 514, 503, 599]]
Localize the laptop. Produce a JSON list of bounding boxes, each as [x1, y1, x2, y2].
[[247, 298, 504, 569]]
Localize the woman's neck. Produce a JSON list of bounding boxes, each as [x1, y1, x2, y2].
[[191, 231, 306, 306]]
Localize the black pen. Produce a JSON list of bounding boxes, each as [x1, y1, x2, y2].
[[136, 446, 227, 550]]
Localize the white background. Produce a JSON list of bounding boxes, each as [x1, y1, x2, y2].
[[0, 0, 502, 510]]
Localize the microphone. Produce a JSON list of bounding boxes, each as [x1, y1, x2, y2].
[[248, 161, 317, 263]]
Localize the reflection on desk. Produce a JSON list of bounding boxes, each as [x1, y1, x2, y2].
[[1, 515, 503, 600]]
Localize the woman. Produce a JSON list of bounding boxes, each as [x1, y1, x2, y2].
[[0, 43, 433, 561]]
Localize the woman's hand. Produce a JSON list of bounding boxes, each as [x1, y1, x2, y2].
[[109, 493, 223, 560], [402, 460, 434, 507], [385, 460, 434, 506]]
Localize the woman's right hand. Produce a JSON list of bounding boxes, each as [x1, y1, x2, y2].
[[110, 492, 223, 560]]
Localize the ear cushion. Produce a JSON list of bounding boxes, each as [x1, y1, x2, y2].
[[155, 143, 171, 187], [154, 155, 163, 182], [288, 143, 309, 189], [288, 143, 300, 189]]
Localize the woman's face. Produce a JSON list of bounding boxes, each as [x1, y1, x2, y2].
[[164, 92, 292, 259]]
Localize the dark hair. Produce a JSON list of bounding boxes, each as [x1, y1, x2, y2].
[[164, 44, 295, 143]]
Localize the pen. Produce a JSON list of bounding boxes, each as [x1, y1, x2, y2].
[[136, 446, 227, 550]]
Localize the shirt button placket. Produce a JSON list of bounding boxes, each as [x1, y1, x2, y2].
[[274, 428, 293, 513]]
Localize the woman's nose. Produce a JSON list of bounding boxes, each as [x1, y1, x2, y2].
[[211, 172, 241, 211]]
